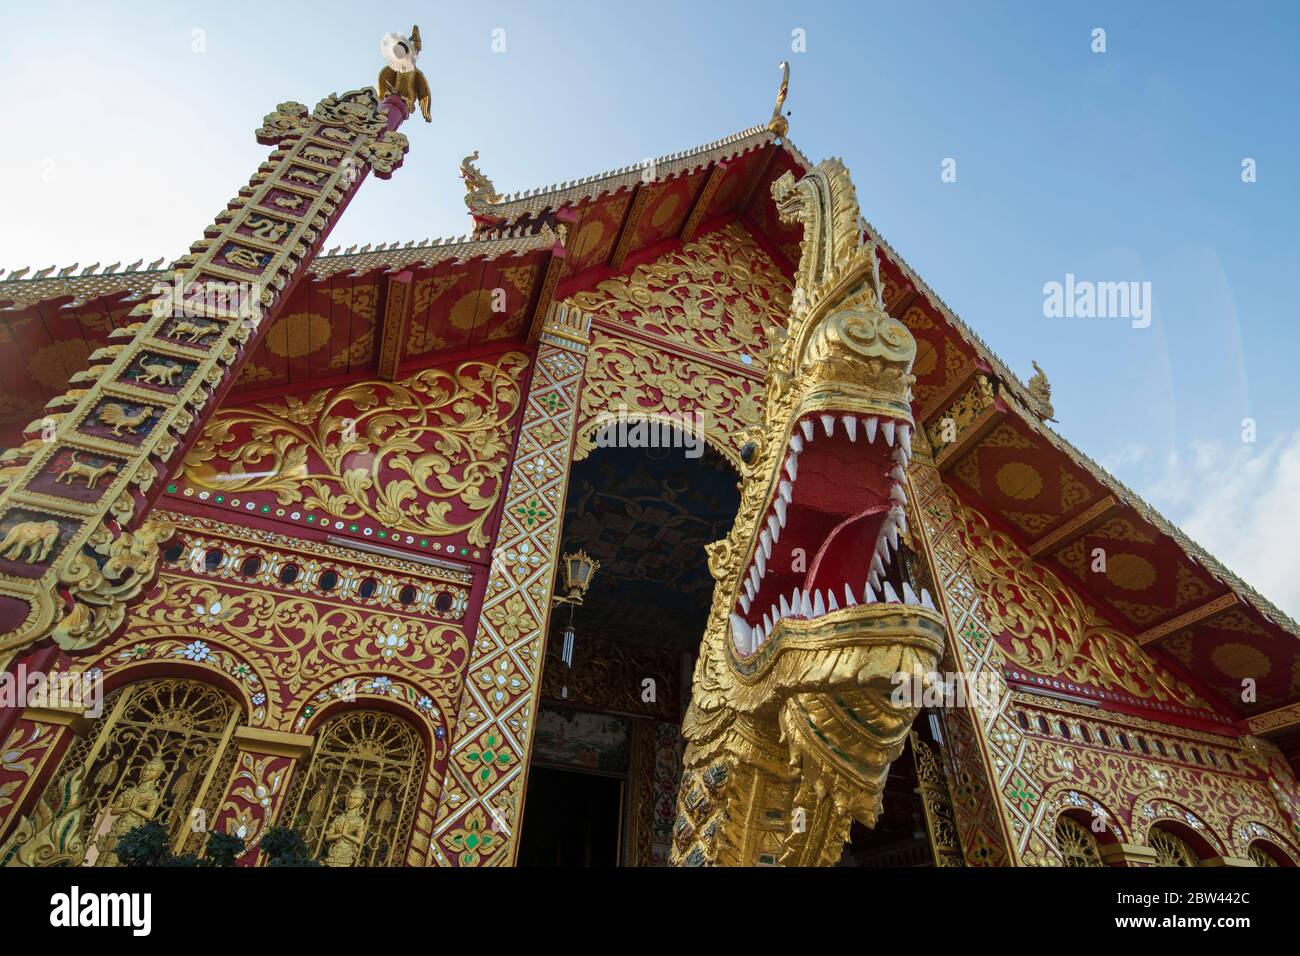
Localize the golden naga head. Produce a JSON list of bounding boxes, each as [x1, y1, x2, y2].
[[688, 160, 946, 814], [679, 159, 948, 847]]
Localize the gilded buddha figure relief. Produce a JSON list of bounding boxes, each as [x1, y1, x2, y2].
[[99, 757, 168, 866], [324, 786, 369, 867]]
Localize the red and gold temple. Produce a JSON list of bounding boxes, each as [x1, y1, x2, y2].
[[0, 32, 1297, 869]]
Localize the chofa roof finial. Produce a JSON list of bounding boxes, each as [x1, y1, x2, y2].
[[768, 61, 790, 139]]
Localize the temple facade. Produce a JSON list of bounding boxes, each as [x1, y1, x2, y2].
[[0, 39, 1297, 868]]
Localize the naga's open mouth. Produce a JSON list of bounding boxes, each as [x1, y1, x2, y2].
[[729, 411, 935, 658]]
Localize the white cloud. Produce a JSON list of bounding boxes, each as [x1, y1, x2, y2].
[[1134, 432, 1300, 621]]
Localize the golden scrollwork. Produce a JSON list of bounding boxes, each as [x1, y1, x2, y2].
[[0, 764, 90, 867], [126, 576, 465, 700], [52, 518, 174, 652], [576, 331, 761, 465], [569, 222, 790, 365], [182, 353, 528, 547], [950, 495, 1205, 706]]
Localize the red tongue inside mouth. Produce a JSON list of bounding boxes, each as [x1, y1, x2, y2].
[[805, 504, 889, 598], [740, 418, 898, 626]]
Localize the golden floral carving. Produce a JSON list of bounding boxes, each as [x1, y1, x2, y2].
[[951, 496, 1205, 705], [183, 352, 527, 546], [569, 222, 790, 365], [576, 332, 761, 464]]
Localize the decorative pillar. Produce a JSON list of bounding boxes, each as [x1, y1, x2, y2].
[[906, 433, 1021, 865], [0, 704, 93, 842], [430, 305, 592, 866], [208, 727, 315, 865], [0, 70, 413, 663]]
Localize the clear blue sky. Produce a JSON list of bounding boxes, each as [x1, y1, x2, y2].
[[2, 1, 1298, 612]]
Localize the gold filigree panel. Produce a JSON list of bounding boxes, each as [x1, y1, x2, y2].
[[183, 351, 528, 547], [569, 222, 790, 366], [576, 332, 760, 465], [951, 498, 1205, 706]]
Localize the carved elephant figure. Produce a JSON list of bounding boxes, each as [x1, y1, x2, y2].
[[0, 520, 61, 563]]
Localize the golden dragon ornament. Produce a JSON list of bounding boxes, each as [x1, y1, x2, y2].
[[671, 159, 947, 866]]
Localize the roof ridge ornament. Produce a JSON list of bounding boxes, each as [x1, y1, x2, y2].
[[378, 24, 432, 122], [460, 150, 505, 229], [768, 60, 790, 139], [1028, 360, 1058, 421]]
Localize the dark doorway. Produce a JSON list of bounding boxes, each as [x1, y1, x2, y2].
[[517, 766, 624, 867]]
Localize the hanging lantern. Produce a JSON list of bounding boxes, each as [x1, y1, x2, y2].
[[554, 550, 599, 700], [556, 549, 600, 606]]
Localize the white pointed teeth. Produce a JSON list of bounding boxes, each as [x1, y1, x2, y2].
[[902, 582, 918, 605], [842, 415, 857, 441], [882, 419, 896, 447], [740, 593, 752, 614], [763, 611, 773, 633], [827, 589, 839, 612], [813, 590, 826, 616], [730, 613, 751, 652], [920, 588, 935, 610], [730, 612, 756, 654], [899, 423, 912, 449], [749, 565, 761, 592], [863, 416, 878, 443], [844, 583, 858, 607], [800, 419, 815, 442], [790, 433, 804, 454], [882, 581, 899, 603], [778, 480, 793, 503], [759, 529, 772, 559], [784, 455, 798, 481], [778, 593, 791, 618], [744, 576, 756, 600], [890, 464, 907, 483], [820, 414, 835, 437], [755, 548, 766, 576], [863, 582, 877, 603], [774, 496, 788, 525], [893, 442, 911, 467], [890, 483, 907, 504], [767, 514, 781, 543], [870, 552, 885, 576], [799, 589, 813, 618]]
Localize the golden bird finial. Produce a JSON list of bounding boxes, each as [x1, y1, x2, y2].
[[378, 25, 432, 122], [768, 61, 790, 139]]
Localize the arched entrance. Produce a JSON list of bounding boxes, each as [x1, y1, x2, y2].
[[518, 431, 739, 866]]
